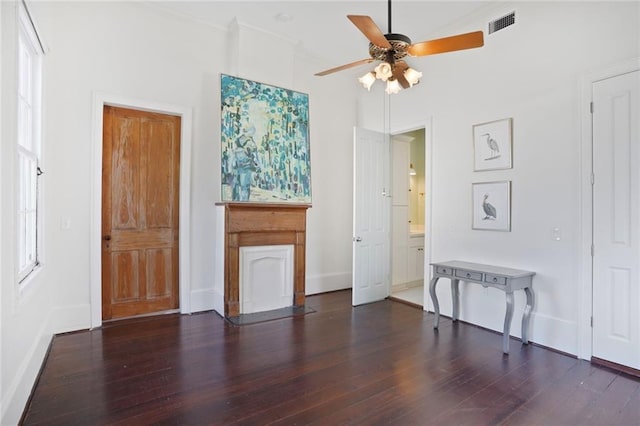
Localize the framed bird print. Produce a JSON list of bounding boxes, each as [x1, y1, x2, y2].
[[472, 181, 511, 231], [473, 118, 512, 171]]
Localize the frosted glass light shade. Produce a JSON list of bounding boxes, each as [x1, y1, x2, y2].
[[358, 72, 376, 90], [374, 62, 393, 81], [404, 67, 422, 87], [385, 79, 401, 94]]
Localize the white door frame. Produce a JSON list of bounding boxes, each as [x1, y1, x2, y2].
[[578, 58, 640, 360], [90, 92, 193, 328], [390, 118, 434, 311]]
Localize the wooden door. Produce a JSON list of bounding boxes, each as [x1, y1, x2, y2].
[[592, 70, 640, 369], [352, 127, 390, 306], [102, 106, 181, 320]]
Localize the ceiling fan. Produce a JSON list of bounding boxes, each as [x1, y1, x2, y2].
[[315, 0, 484, 93]]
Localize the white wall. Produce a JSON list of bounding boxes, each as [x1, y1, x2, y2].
[[1, 2, 57, 423], [360, 1, 640, 354], [227, 21, 358, 295], [0, 1, 357, 423], [294, 51, 357, 294], [0, 0, 4, 418], [7, 1, 634, 422]]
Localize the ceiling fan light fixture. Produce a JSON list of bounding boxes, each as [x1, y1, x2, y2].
[[374, 62, 393, 81], [358, 71, 377, 90], [404, 67, 423, 87], [385, 78, 402, 95], [314, 0, 485, 95]]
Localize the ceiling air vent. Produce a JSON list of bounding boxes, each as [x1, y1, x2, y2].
[[488, 11, 515, 34]]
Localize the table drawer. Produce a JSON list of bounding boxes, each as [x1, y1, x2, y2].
[[435, 266, 453, 276], [455, 269, 483, 281], [485, 274, 507, 285]]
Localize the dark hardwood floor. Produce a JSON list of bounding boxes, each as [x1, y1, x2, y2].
[[22, 290, 640, 425]]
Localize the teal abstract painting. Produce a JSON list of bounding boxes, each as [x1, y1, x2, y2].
[[221, 74, 311, 204]]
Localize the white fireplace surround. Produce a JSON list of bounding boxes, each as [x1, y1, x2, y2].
[[239, 245, 294, 314]]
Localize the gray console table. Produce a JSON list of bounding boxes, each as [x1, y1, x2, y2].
[[429, 260, 535, 354]]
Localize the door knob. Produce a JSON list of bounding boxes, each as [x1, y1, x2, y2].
[[353, 236, 362, 242]]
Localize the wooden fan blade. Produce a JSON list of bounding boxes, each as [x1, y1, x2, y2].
[[393, 61, 411, 89], [347, 15, 392, 49], [408, 31, 484, 57], [315, 58, 375, 76]]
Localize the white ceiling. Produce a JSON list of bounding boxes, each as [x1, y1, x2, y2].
[[152, 1, 494, 72]]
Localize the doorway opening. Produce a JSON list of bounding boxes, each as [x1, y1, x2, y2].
[[90, 94, 193, 328], [101, 105, 181, 321], [590, 69, 640, 370], [579, 59, 640, 367], [389, 128, 426, 308]]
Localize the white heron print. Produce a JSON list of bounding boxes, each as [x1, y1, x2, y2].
[[473, 118, 512, 171], [482, 132, 501, 161], [482, 194, 497, 220]]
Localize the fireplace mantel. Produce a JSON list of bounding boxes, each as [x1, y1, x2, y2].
[[215, 202, 311, 317]]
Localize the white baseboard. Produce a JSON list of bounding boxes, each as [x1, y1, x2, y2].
[[454, 311, 579, 357], [1, 316, 52, 426], [391, 279, 423, 293], [190, 288, 216, 313], [189, 271, 352, 315], [526, 312, 578, 356], [49, 304, 92, 333], [1, 303, 94, 425], [305, 272, 351, 295]]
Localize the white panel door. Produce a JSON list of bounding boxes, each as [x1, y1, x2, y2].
[[592, 70, 640, 369], [353, 127, 390, 306]]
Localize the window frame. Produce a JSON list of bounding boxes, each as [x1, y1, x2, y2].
[[16, 0, 44, 284]]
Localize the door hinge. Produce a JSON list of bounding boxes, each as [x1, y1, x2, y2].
[[590, 102, 594, 114], [590, 316, 593, 327], [591, 172, 595, 186], [591, 244, 595, 257]]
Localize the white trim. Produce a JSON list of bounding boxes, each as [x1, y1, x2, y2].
[[0, 309, 51, 426], [90, 92, 193, 328], [16, 0, 45, 291], [578, 57, 640, 361], [19, 0, 46, 55], [305, 272, 352, 295], [190, 288, 217, 313], [424, 117, 434, 312]]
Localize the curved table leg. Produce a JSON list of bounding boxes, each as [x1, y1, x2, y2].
[[503, 291, 515, 354], [522, 287, 535, 345], [451, 279, 460, 322], [429, 276, 440, 329]]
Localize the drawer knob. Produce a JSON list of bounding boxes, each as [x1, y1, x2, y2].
[[493, 277, 498, 282], [466, 273, 471, 278]]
